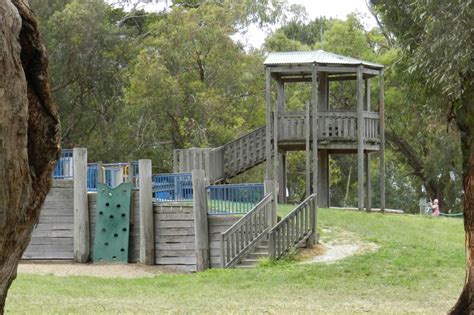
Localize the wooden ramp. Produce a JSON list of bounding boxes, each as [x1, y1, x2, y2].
[[174, 126, 267, 183]]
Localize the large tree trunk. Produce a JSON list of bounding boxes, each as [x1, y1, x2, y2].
[[0, 0, 60, 312], [450, 71, 474, 314]]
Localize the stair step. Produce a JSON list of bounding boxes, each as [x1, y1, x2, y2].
[[239, 258, 260, 266], [246, 252, 269, 259], [235, 264, 256, 269]]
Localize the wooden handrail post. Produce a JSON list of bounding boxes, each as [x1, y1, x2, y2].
[[307, 196, 317, 247], [73, 148, 89, 263], [139, 159, 154, 265], [220, 233, 225, 268], [192, 170, 210, 271]]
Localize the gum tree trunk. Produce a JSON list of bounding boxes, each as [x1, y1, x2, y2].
[[450, 71, 474, 314], [0, 0, 60, 312]]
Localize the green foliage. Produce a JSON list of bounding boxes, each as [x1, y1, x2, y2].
[[124, 4, 266, 168]]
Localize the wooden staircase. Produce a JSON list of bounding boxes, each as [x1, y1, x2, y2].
[[235, 238, 269, 269], [173, 126, 268, 183], [221, 193, 318, 269]]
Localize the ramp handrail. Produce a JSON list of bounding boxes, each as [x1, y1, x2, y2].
[[220, 193, 273, 268], [268, 193, 317, 260]]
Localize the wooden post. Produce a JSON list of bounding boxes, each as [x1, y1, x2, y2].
[[357, 66, 365, 211], [379, 69, 386, 212], [318, 150, 329, 208], [365, 153, 372, 212], [264, 180, 274, 226], [265, 67, 272, 180], [310, 65, 318, 245], [127, 161, 133, 183], [311, 66, 319, 196], [192, 170, 210, 271], [73, 148, 89, 263], [272, 79, 281, 225], [139, 159, 154, 265], [365, 78, 371, 111], [96, 161, 104, 184], [173, 150, 178, 173], [305, 101, 311, 197], [278, 153, 287, 203]]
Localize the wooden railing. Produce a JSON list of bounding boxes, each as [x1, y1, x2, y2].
[[223, 126, 266, 178], [173, 147, 224, 183], [318, 111, 358, 139], [268, 194, 317, 260], [279, 111, 306, 141], [279, 110, 380, 142], [220, 193, 273, 268], [363, 112, 380, 142]]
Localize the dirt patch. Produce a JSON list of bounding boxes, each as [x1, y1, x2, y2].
[[18, 261, 185, 278], [298, 229, 379, 264]]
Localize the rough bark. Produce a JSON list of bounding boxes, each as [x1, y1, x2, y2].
[[450, 71, 474, 314], [0, 0, 60, 312]]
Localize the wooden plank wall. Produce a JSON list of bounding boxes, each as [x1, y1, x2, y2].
[[208, 216, 240, 268], [23, 180, 75, 260], [88, 191, 141, 262], [154, 203, 197, 272]]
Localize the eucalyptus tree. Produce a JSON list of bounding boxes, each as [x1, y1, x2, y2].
[[372, 0, 473, 311], [0, 0, 60, 312]]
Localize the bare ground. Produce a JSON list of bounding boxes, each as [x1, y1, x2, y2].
[[18, 261, 184, 278]]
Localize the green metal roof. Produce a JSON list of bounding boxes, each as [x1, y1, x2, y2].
[[264, 50, 383, 69]]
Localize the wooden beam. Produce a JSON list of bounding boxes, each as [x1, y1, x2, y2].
[[328, 75, 357, 81], [305, 101, 311, 197], [273, 77, 280, 225], [365, 78, 371, 111], [139, 159, 154, 265], [311, 65, 318, 246], [277, 79, 285, 113], [281, 77, 312, 83], [379, 69, 386, 212], [73, 148, 89, 263], [279, 153, 287, 203], [357, 66, 365, 211], [192, 170, 210, 271], [265, 67, 272, 180], [365, 153, 372, 212], [268, 65, 314, 73]]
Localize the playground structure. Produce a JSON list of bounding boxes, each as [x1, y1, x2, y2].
[[175, 50, 385, 211], [23, 50, 385, 270]]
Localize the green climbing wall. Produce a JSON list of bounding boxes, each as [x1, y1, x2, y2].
[[93, 182, 132, 263]]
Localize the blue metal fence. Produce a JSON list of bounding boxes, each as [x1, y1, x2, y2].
[[87, 163, 99, 191], [53, 149, 74, 179], [207, 183, 264, 215], [153, 173, 193, 202]]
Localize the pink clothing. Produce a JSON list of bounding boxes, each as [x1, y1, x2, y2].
[[432, 204, 440, 216]]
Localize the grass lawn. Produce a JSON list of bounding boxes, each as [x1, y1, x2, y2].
[[6, 207, 465, 314]]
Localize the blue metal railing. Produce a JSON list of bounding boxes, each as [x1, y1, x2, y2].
[[87, 163, 99, 191], [53, 149, 74, 179], [153, 173, 193, 202], [208, 183, 264, 215]]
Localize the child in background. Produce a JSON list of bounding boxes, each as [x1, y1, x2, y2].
[[431, 199, 440, 216]]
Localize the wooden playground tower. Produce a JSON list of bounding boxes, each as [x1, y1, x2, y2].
[[174, 50, 385, 211], [264, 50, 385, 211]]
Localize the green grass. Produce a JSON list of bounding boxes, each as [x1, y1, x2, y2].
[[6, 208, 465, 314]]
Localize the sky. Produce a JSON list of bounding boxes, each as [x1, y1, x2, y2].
[[108, 0, 378, 49], [237, 0, 377, 49]]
